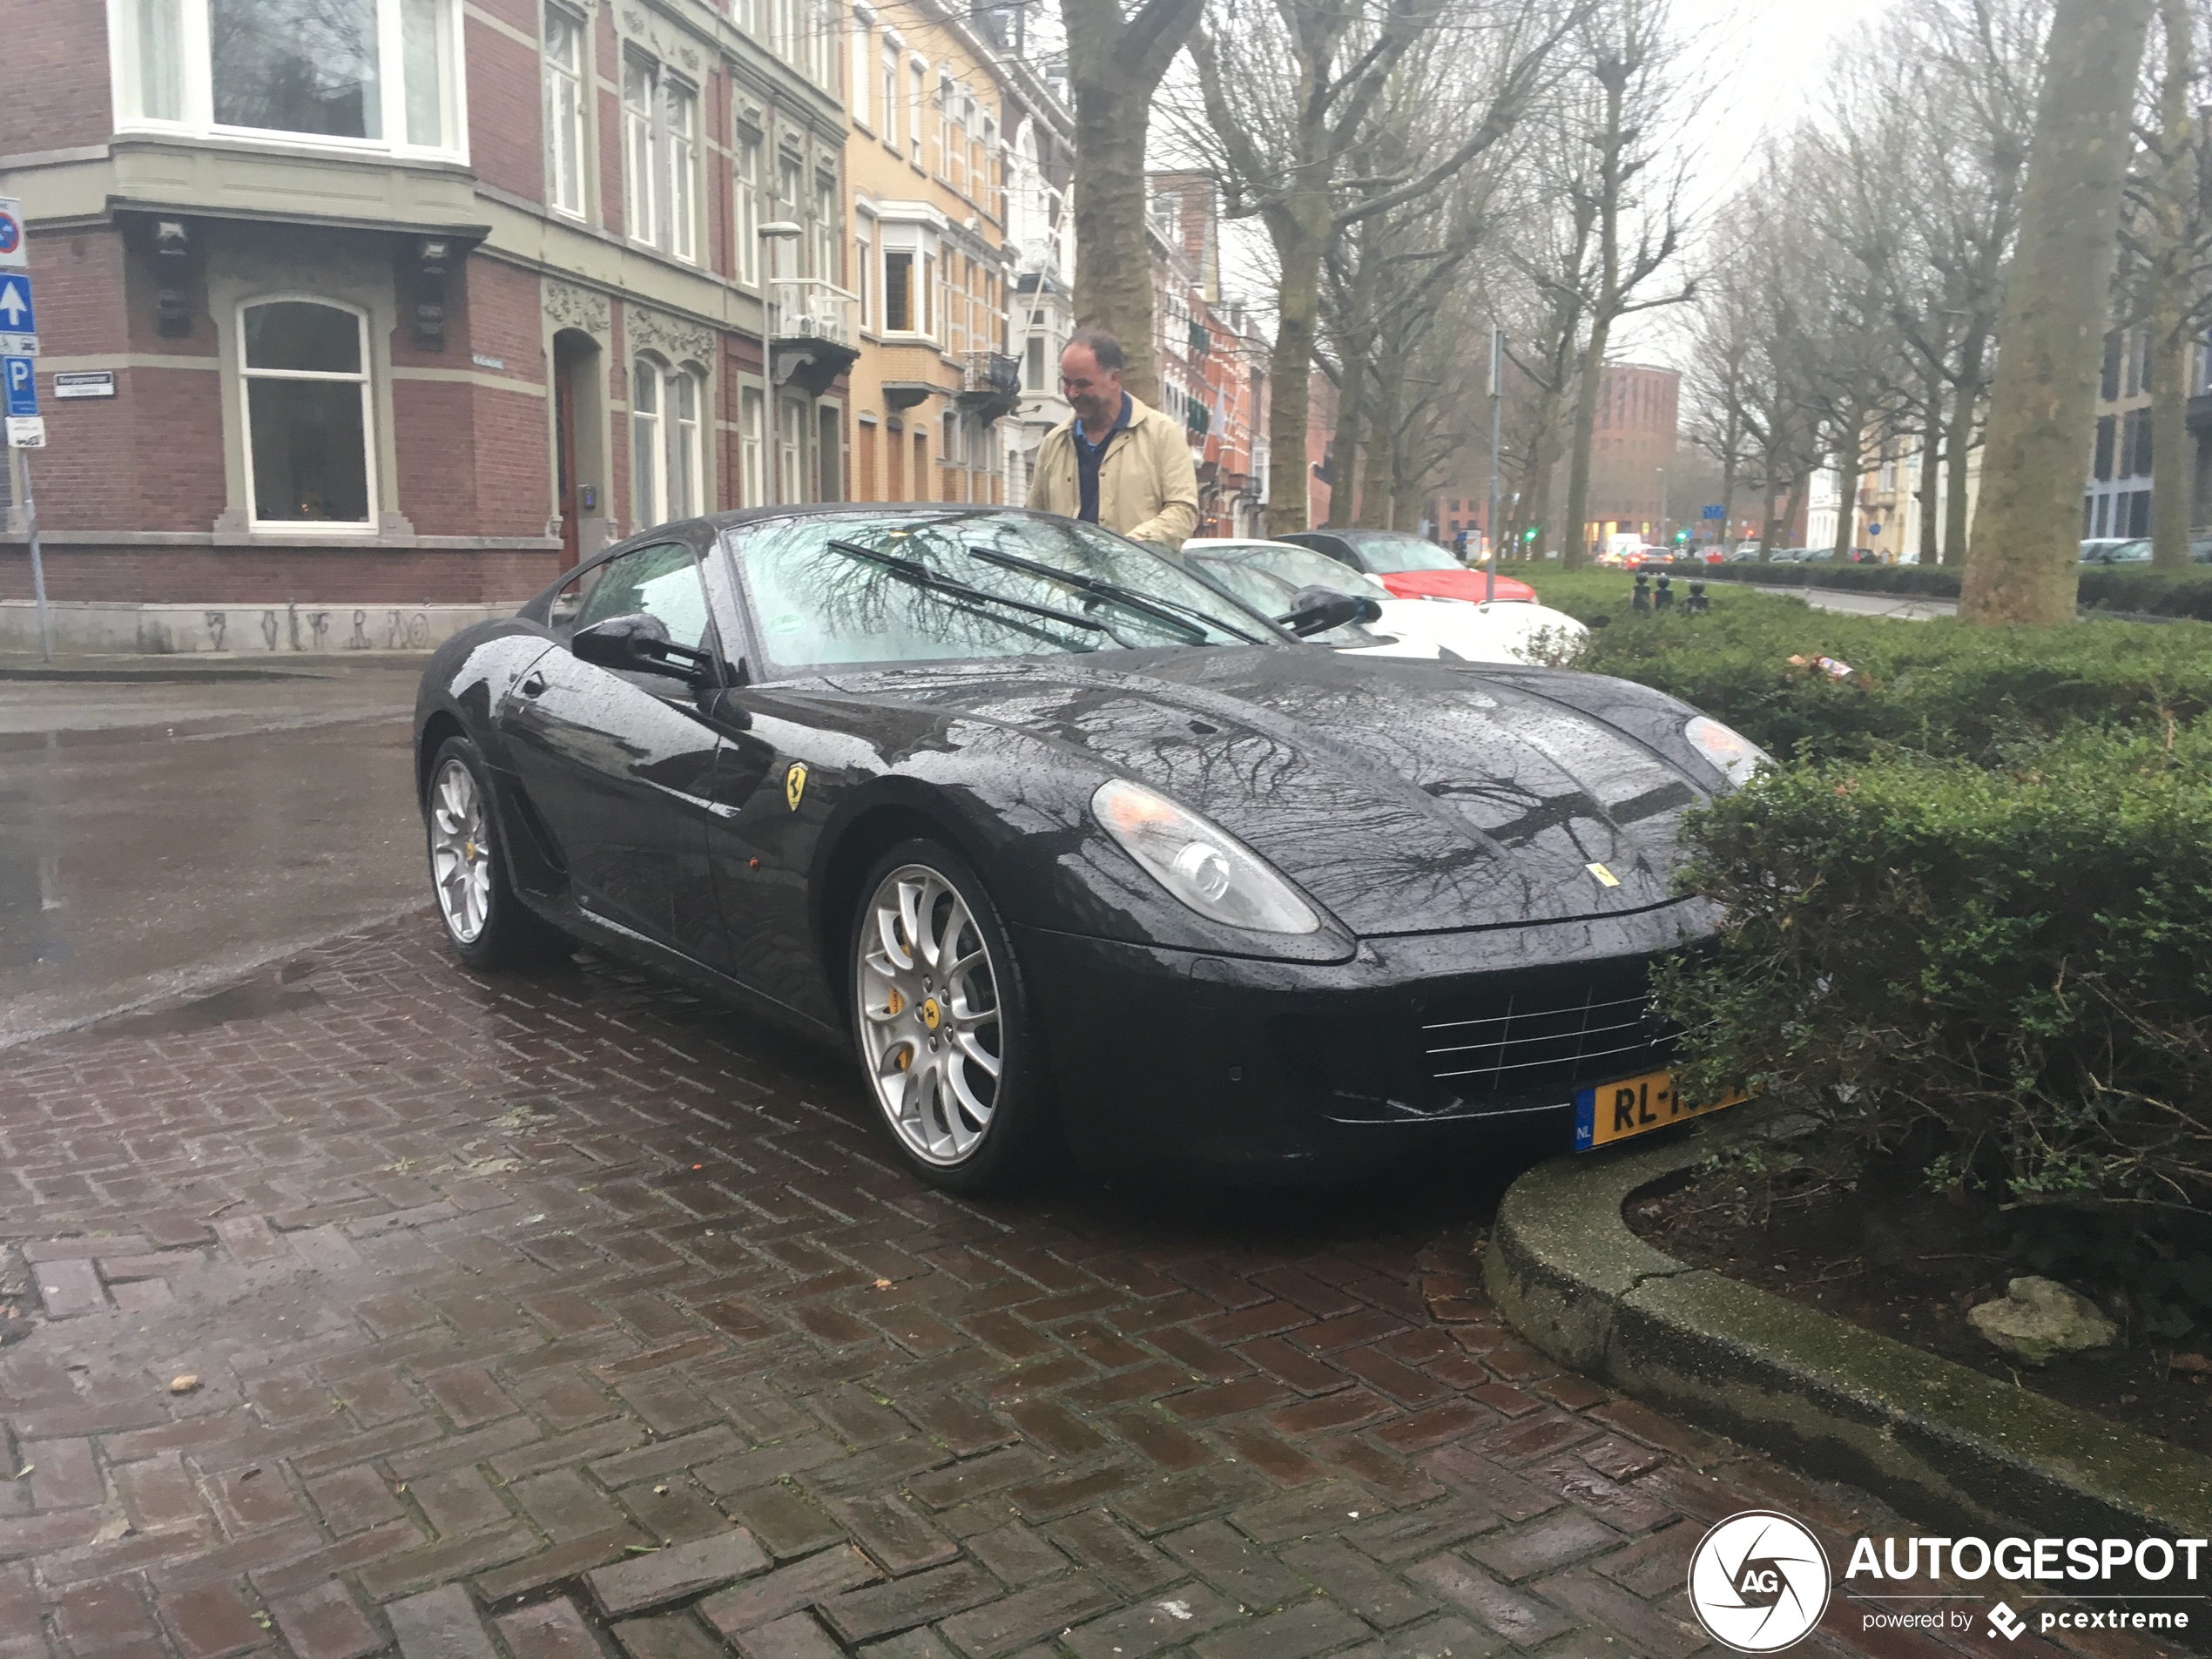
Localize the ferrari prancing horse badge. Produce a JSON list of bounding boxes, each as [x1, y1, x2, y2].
[[785, 762, 808, 811]]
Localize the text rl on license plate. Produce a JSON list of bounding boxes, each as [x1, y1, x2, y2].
[[1573, 1069, 1746, 1151]]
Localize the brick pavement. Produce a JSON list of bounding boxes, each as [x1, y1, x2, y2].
[[0, 914, 2175, 1659]]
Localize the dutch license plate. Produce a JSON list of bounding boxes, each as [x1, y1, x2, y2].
[[1573, 1069, 1745, 1151]]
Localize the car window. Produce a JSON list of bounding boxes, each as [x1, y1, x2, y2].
[[1222, 544, 1392, 598], [1190, 556, 1299, 614], [732, 510, 1274, 673], [573, 542, 711, 649], [1345, 532, 1460, 575]]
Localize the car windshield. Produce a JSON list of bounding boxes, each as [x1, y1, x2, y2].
[[732, 510, 1274, 672], [1344, 532, 1460, 575], [1201, 543, 1393, 600]]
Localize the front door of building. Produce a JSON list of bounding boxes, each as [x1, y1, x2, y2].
[[555, 351, 581, 566]]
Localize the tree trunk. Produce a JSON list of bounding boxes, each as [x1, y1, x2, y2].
[[1264, 208, 1330, 533], [1962, 0, 2155, 625], [1068, 111, 1159, 402], [1829, 415, 1861, 563], [1327, 358, 1366, 529], [1561, 326, 1608, 568], [1941, 329, 1984, 566], [1359, 363, 1397, 528], [1917, 381, 1944, 566], [2148, 0, 2196, 573]]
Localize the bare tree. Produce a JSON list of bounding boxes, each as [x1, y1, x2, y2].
[[1189, 0, 1581, 532], [1963, 0, 2155, 624], [2131, 0, 2208, 571], [1554, 0, 1696, 568], [1059, 0, 1207, 402]]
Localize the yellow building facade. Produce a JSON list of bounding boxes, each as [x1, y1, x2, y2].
[[839, 1, 1057, 502]]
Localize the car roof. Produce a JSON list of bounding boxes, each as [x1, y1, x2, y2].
[[1183, 538, 1320, 554]]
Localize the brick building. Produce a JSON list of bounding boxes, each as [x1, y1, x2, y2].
[[1145, 174, 1266, 538], [1581, 361, 1678, 550], [2, 0, 850, 653]]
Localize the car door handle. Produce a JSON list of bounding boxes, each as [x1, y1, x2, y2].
[[519, 672, 548, 698]]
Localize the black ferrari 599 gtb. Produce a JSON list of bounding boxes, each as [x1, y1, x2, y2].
[[414, 507, 1765, 1192]]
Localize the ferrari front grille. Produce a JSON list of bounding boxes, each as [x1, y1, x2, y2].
[[1419, 972, 1673, 1097]]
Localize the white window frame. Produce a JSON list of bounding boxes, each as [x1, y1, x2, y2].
[[848, 9, 871, 130], [543, 4, 588, 220], [854, 209, 873, 334], [907, 57, 926, 167], [779, 395, 807, 503], [740, 383, 767, 505], [110, 0, 468, 161], [236, 295, 378, 535], [735, 125, 763, 289], [880, 35, 900, 154], [623, 51, 699, 263], [813, 170, 838, 284], [631, 355, 704, 529]]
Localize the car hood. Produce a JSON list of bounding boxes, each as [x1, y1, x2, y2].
[[825, 648, 1707, 936], [1377, 569, 1538, 604], [1371, 600, 1586, 664]]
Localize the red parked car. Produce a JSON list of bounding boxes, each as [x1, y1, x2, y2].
[[1280, 529, 1539, 604]]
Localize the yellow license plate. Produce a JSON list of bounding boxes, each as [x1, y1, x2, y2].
[[1573, 1069, 1745, 1150]]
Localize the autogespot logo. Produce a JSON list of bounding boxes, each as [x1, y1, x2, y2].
[[1688, 1511, 1833, 1652]]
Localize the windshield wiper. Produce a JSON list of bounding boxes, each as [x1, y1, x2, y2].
[[961, 543, 1251, 644], [823, 538, 1111, 637]]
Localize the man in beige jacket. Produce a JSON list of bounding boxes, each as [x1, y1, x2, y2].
[[1025, 329, 1199, 550]]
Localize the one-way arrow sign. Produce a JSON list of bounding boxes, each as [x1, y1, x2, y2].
[[0, 273, 37, 356]]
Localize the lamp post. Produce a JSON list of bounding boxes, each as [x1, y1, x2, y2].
[[757, 220, 804, 502]]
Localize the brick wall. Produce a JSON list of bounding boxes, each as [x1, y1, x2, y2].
[[0, 0, 109, 154], [467, 0, 546, 206], [0, 548, 557, 606]]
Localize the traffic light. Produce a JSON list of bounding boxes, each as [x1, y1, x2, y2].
[[1522, 527, 1536, 542], [1674, 528, 1689, 544]]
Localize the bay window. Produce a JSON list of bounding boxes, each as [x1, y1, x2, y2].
[[116, 0, 462, 156], [239, 299, 374, 529], [882, 249, 913, 333]]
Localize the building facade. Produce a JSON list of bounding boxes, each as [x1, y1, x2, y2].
[[1581, 361, 1678, 550], [838, 0, 1069, 509], [3, 0, 851, 653], [1146, 174, 1266, 539], [2082, 322, 2212, 540]]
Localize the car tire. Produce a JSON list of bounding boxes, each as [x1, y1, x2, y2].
[[848, 839, 1049, 1195], [423, 735, 565, 970]]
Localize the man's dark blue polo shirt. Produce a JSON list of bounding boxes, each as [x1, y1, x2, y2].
[[1073, 393, 1134, 524]]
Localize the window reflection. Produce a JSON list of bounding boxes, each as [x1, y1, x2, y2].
[[734, 511, 1272, 672], [212, 0, 381, 138]]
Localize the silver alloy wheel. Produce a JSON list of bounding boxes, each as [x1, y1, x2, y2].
[[855, 863, 1004, 1165], [428, 757, 493, 944]]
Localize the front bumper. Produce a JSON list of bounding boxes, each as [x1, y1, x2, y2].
[[1014, 902, 1714, 1182]]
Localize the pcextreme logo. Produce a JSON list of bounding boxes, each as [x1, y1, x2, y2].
[[1687, 1511, 1832, 1652]]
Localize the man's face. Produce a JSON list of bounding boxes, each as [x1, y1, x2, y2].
[[1061, 343, 1122, 429]]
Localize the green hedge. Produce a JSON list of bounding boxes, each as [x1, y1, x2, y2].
[[1488, 563, 2212, 1218], [1521, 556, 2212, 617], [1501, 569, 2212, 764], [1657, 720, 2212, 1214]]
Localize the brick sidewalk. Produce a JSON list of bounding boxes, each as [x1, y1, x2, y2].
[[0, 916, 2158, 1659]]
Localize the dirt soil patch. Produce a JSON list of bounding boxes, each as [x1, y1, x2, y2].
[[1623, 1142, 2212, 1451]]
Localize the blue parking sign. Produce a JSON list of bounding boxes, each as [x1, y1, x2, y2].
[[3, 356, 35, 418]]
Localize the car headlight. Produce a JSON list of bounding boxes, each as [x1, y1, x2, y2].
[[1684, 715, 1769, 788], [1092, 779, 1319, 934]]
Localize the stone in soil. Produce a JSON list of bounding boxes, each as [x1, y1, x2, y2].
[[1966, 1276, 2119, 1366]]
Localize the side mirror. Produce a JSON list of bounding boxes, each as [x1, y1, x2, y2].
[[571, 612, 712, 685], [1276, 584, 1383, 637]]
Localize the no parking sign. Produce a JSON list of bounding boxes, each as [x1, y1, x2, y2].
[[0, 198, 24, 268]]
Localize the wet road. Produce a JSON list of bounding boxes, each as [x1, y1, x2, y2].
[[0, 658, 428, 1047]]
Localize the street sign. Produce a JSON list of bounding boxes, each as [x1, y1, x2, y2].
[[1701, 503, 1724, 519], [3, 356, 35, 419], [52, 371, 114, 399], [0, 272, 35, 355], [1866, 522, 1882, 535], [7, 415, 44, 448], [0, 199, 24, 268]]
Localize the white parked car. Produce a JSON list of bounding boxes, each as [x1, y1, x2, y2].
[[1180, 538, 1588, 664]]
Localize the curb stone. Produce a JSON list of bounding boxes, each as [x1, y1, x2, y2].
[[1484, 1117, 2212, 1552]]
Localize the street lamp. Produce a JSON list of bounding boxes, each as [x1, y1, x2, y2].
[[1656, 467, 1667, 550], [758, 220, 804, 503]]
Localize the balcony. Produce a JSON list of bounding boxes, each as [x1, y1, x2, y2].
[[769, 278, 860, 395], [957, 352, 1022, 423]]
